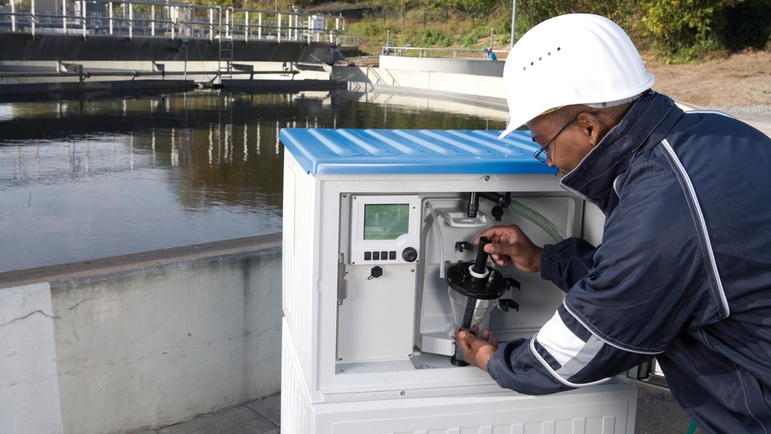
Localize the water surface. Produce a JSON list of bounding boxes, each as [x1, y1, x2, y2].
[[0, 90, 507, 272]]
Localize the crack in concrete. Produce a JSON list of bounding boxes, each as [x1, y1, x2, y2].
[[0, 310, 53, 327], [66, 297, 98, 311]]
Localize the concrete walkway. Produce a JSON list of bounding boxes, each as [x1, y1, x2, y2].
[[134, 381, 691, 434]]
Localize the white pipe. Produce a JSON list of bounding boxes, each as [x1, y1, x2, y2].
[[425, 201, 446, 279]]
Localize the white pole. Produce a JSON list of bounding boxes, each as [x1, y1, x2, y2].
[[258, 12, 261, 39], [245, 11, 249, 42], [109, 2, 113, 35], [11, 0, 15, 32], [510, 0, 517, 48], [62, 0, 66, 32], [151, 5, 155, 36], [128, 2, 133, 39], [277, 13, 281, 42], [31, 0, 35, 37], [81, 0, 86, 38]]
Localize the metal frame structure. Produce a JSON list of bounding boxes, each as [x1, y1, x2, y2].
[[0, 0, 356, 46]]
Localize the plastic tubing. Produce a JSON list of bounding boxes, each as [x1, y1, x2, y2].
[[425, 201, 446, 278], [509, 199, 565, 242]]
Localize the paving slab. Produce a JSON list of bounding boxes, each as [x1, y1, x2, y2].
[[157, 406, 279, 434], [634, 381, 691, 434], [246, 395, 281, 427]]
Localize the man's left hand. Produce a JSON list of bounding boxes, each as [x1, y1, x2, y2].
[[454, 328, 499, 371]]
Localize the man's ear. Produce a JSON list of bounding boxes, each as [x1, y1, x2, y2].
[[576, 112, 601, 147]]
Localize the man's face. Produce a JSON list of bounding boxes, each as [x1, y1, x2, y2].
[[527, 113, 598, 177]]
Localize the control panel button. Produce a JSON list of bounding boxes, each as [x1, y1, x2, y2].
[[373, 251, 380, 261], [402, 247, 417, 262], [389, 251, 396, 260], [364, 252, 371, 261]]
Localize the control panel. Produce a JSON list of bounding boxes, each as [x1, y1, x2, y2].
[[348, 194, 422, 265]]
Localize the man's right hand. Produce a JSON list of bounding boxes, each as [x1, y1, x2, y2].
[[476, 225, 542, 273]]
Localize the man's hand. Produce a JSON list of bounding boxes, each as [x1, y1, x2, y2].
[[454, 328, 498, 371], [476, 225, 542, 273]]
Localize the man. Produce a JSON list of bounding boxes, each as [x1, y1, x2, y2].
[[454, 13, 771, 433]]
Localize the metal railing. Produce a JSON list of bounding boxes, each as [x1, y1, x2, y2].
[[381, 45, 507, 60], [0, 0, 352, 45]]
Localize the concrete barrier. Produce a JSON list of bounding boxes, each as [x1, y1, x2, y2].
[[0, 234, 282, 434], [379, 55, 504, 77], [332, 58, 507, 103]]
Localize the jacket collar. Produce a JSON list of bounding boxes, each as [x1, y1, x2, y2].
[[559, 91, 682, 213]]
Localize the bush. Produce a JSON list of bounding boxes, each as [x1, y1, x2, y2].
[[638, 0, 721, 59]]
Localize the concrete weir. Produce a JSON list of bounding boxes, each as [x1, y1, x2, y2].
[[0, 33, 338, 64], [0, 234, 282, 434]]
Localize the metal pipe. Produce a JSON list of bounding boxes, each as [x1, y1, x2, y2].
[[0, 69, 298, 78], [128, 2, 132, 39], [151, 5, 155, 36], [510, 0, 517, 47], [31, 0, 35, 38], [81, 0, 85, 38]]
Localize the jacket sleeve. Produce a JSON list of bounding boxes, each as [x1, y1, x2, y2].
[[488, 155, 724, 394], [486, 304, 656, 395], [541, 238, 597, 293]]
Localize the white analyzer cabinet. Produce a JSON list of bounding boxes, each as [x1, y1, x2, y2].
[[279, 128, 635, 433]]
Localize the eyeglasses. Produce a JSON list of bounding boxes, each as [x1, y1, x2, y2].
[[533, 115, 578, 163]]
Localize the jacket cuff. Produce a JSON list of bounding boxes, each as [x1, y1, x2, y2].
[[540, 244, 555, 282]]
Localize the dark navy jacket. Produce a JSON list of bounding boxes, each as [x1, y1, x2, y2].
[[487, 92, 771, 433]]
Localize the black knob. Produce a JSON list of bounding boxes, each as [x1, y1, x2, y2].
[[402, 247, 418, 262], [370, 266, 383, 279]]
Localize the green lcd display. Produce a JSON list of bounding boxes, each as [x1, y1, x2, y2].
[[363, 204, 410, 240]]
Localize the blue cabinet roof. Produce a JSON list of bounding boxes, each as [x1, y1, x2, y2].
[[279, 129, 557, 175]]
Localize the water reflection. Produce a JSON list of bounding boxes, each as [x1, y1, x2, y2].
[[0, 90, 508, 272]]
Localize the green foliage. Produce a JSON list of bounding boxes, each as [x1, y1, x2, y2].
[[638, 0, 721, 59], [714, 0, 771, 51]]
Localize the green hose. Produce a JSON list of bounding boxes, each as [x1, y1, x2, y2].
[[509, 199, 565, 243]]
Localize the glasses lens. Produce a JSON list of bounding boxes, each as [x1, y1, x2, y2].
[[534, 147, 547, 162]]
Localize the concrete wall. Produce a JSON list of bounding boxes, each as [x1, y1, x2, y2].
[[0, 234, 282, 434], [379, 55, 504, 77], [0, 33, 337, 63], [332, 64, 506, 102]]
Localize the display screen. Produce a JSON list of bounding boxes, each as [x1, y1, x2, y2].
[[363, 204, 410, 240]]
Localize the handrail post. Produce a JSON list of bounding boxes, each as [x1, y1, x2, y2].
[[245, 11, 249, 42], [306, 15, 310, 43], [151, 5, 155, 36], [11, 0, 15, 32], [171, 6, 176, 40], [81, 0, 86, 38], [31, 0, 36, 38], [61, 0, 66, 32], [225, 8, 229, 38], [108, 2, 112, 35], [277, 12, 281, 42], [209, 8, 213, 41], [257, 12, 261, 39], [128, 2, 133, 39]]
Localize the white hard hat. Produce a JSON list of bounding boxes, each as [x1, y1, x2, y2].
[[499, 14, 655, 138]]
